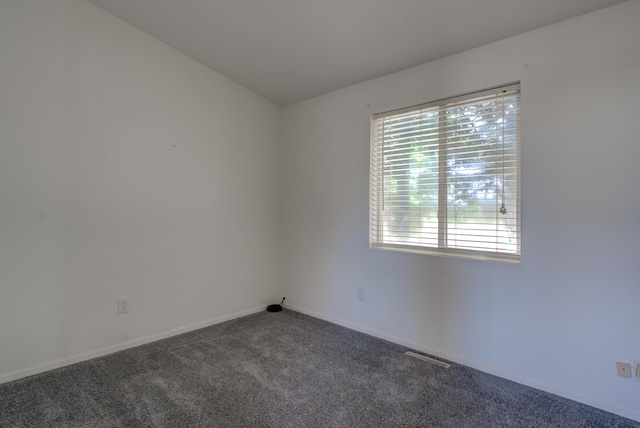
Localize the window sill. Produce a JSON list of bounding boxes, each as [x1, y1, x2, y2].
[[370, 243, 521, 264]]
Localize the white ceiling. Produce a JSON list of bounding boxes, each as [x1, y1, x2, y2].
[[86, 0, 625, 106]]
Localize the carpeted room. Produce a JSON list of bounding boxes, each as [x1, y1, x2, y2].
[[1, 0, 639, 427]]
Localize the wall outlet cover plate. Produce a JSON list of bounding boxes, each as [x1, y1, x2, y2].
[[616, 361, 632, 378]]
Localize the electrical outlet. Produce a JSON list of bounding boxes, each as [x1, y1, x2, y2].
[[357, 287, 365, 302], [117, 296, 129, 314], [634, 360, 640, 383], [616, 361, 632, 378]]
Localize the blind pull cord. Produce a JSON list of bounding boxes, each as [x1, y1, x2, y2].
[[500, 93, 507, 215]]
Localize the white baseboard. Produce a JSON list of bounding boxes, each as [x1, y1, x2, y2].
[[0, 305, 265, 386], [286, 304, 640, 423]]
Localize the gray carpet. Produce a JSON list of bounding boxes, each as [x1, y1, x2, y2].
[[0, 310, 637, 428]]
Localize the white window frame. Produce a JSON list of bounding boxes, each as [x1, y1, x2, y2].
[[369, 83, 521, 264]]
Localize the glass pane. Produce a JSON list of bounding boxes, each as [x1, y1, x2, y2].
[[445, 96, 519, 253], [382, 110, 439, 247]]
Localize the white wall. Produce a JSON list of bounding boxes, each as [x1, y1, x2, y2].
[[279, 1, 640, 421], [0, 0, 279, 381]]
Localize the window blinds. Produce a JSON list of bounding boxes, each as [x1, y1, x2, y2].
[[370, 83, 521, 263]]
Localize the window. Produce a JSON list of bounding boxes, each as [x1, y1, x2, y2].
[[370, 83, 521, 263]]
